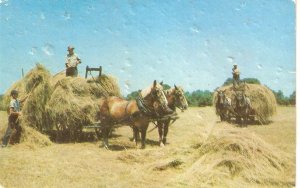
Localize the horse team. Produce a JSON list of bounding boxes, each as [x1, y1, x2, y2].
[[96, 80, 257, 149], [97, 80, 188, 149], [216, 89, 254, 124]]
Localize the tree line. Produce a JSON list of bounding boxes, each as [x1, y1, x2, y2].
[[0, 78, 296, 111]]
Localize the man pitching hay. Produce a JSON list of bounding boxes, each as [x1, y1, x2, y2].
[[1, 90, 24, 147], [65, 46, 81, 77]]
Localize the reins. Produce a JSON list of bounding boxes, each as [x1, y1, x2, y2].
[[88, 71, 110, 98]]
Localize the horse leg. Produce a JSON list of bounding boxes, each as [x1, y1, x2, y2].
[[130, 126, 135, 142], [163, 120, 170, 145], [133, 126, 139, 147], [95, 128, 101, 140], [236, 115, 241, 124], [220, 114, 224, 121], [157, 121, 164, 147], [140, 124, 149, 149], [101, 126, 110, 149]]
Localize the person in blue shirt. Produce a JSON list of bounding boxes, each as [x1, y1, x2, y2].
[[1, 89, 23, 147]]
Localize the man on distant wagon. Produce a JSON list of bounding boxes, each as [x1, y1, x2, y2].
[[1, 90, 23, 147], [65, 46, 81, 77], [232, 64, 240, 88]]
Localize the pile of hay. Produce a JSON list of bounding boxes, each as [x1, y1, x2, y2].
[[175, 127, 294, 187], [1, 64, 121, 144], [19, 126, 53, 148], [45, 75, 120, 141], [213, 84, 277, 123]]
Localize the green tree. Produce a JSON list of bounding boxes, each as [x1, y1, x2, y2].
[[161, 83, 171, 90], [242, 78, 261, 84], [222, 78, 233, 86], [272, 90, 289, 105], [0, 94, 4, 111], [185, 90, 213, 107], [289, 91, 296, 105], [126, 90, 140, 100], [222, 77, 261, 86]]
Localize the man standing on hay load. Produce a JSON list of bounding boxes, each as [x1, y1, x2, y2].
[[232, 64, 240, 88], [1, 90, 23, 147], [65, 46, 81, 77]]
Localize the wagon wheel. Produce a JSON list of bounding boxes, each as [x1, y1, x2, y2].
[[56, 123, 69, 142], [55, 123, 62, 142], [94, 127, 102, 140]]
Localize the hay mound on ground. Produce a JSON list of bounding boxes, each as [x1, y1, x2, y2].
[[176, 127, 293, 187], [1, 64, 53, 146], [2, 64, 121, 144], [19, 126, 52, 147], [213, 84, 277, 123]]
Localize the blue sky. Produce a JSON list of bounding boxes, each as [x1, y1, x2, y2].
[[0, 0, 296, 96]]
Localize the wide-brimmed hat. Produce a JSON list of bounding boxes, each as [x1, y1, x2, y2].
[[10, 89, 18, 96], [67, 46, 75, 51]]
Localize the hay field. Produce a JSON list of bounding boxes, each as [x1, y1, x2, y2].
[[0, 106, 295, 187]]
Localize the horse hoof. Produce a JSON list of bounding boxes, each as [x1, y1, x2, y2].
[[140, 145, 145, 149], [162, 139, 167, 145], [160, 143, 165, 147], [101, 144, 109, 150]]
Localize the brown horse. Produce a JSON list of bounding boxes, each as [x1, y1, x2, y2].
[[97, 80, 172, 149], [215, 90, 235, 121], [157, 85, 188, 147], [234, 91, 253, 125]]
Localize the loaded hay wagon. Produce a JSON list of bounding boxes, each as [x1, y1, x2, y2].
[[2, 64, 179, 144], [1, 64, 121, 143], [213, 83, 277, 124]]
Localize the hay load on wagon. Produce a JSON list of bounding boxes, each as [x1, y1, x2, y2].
[[213, 83, 277, 124], [46, 74, 120, 141], [1, 64, 121, 144]]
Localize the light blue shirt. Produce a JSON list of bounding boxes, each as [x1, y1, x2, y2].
[[10, 99, 20, 112]]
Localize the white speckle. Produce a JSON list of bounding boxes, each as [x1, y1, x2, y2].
[[204, 40, 210, 46], [0, 0, 9, 6], [29, 47, 38, 56], [227, 56, 234, 63], [63, 11, 71, 20], [257, 64, 262, 69], [288, 71, 296, 74], [40, 13, 45, 20], [124, 80, 131, 90], [197, 111, 204, 119], [120, 67, 126, 73], [190, 26, 200, 34], [276, 66, 282, 75], [125, 58, 132, 67], [42, 43, 54, 56]]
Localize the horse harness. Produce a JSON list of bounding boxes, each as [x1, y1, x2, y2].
[[136, 93, 159, 118]]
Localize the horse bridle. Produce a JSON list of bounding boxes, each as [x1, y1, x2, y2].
[[136, 93, 159, 117], [174, 90, 186, 111]]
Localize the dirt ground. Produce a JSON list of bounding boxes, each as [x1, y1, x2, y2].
[[0, 106, 295, 188]]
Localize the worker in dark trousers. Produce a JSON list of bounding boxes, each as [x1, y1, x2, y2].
[[1, 90, 22, 147], [65, 46, 81, 77]]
